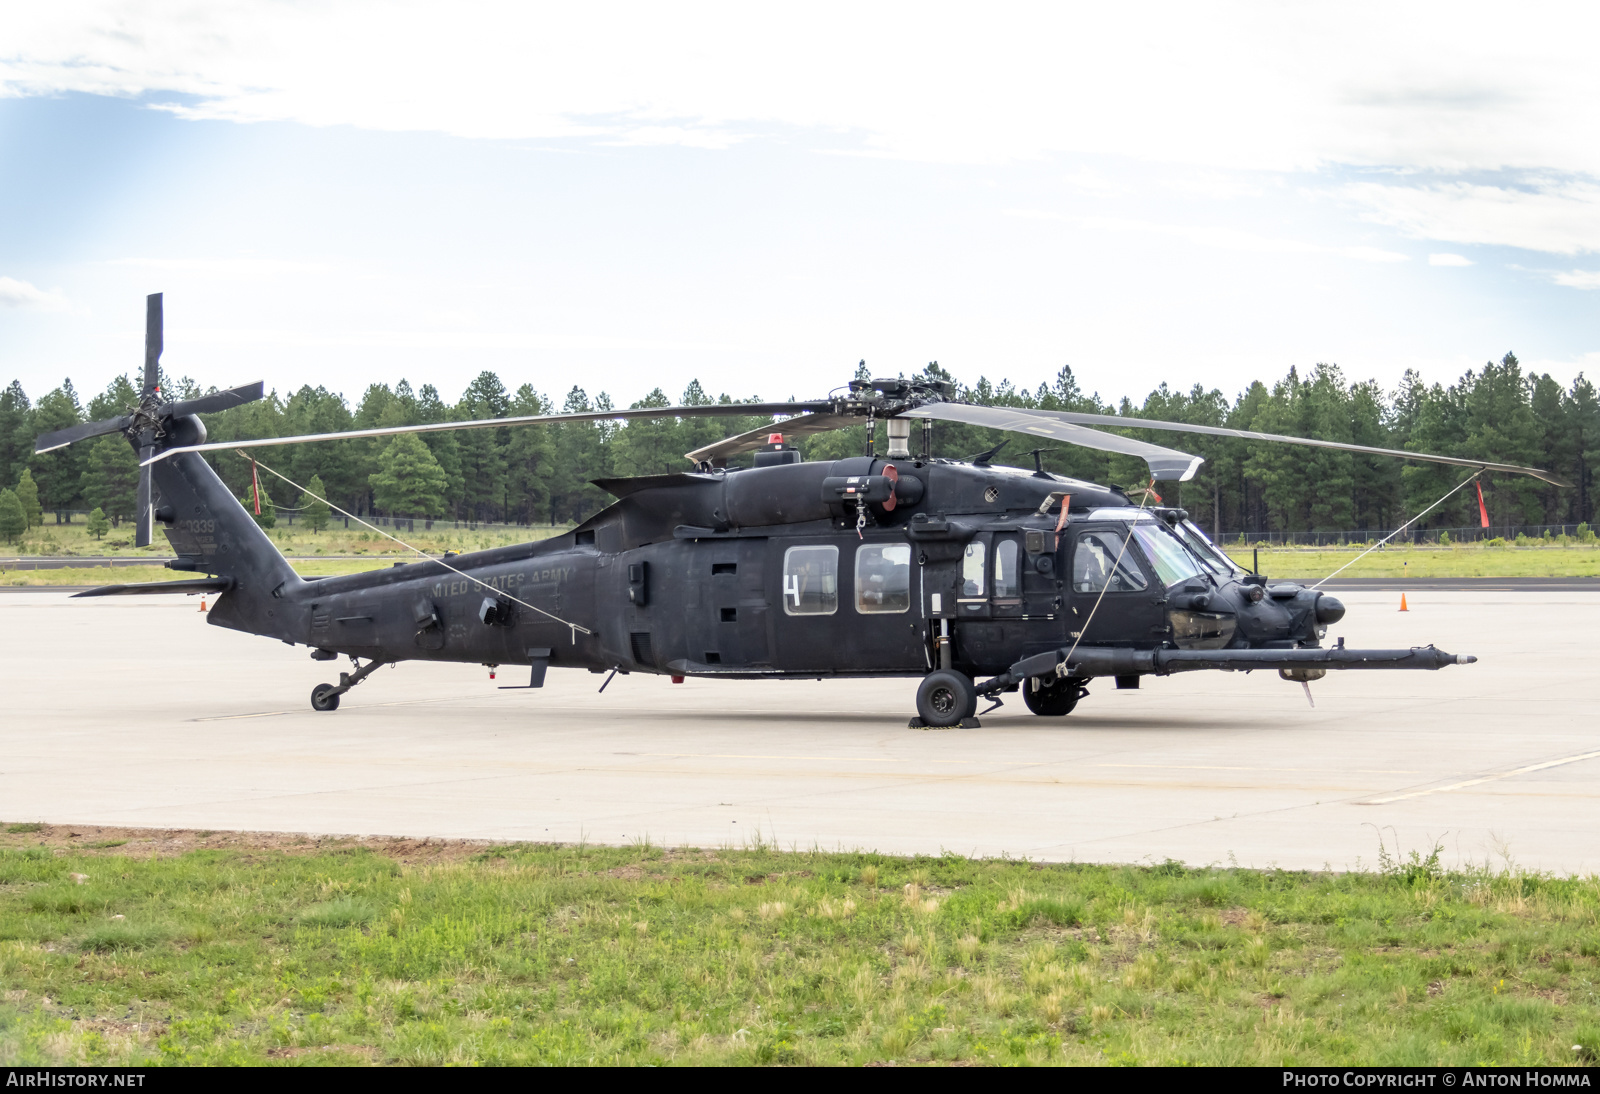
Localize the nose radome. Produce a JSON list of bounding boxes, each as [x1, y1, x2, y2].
[[1315, 594, 1346, 624]]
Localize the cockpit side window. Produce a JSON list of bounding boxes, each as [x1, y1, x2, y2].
[[961, 540, 986, 597], [1071, 529, 1149, 593], [993, 537, 1021, 598]]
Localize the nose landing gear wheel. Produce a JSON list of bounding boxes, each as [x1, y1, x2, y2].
[[1023, 676, 1086, 716], [916, 670, 977, 728], [311, 683, 341, 712]]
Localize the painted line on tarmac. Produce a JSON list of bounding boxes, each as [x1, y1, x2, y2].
[[1097, 763, 1421, 775], [1360, 749, 1600, 804], [188, 695, 477, 721], [637, 753, 1421, 776]]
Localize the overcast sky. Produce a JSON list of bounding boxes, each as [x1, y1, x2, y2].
[[2, 2, 1597, 410]]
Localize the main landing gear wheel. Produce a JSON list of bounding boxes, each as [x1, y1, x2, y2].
[[916, 670, 977, 728], [1023, 675, 1085, 717], [311, 683, 341, 711]]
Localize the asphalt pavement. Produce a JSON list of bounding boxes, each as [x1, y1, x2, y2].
[[4, 587, 1595, 873]]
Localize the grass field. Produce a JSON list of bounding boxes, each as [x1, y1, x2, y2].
[[1223, 544, 1600, 580], [1, 825, 1597, 1067], [0, 559, 417, 587], [3, 517, 565, 560]]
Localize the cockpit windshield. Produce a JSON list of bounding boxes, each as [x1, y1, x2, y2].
[[1176, 520, 1248, 578], [1128, 522, 1206, 587]]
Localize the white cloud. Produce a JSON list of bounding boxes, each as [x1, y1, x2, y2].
[[5, 4, 1599, 258], [1082, 217, 1408, 262], [0, 276, 67, 310], [172, 327, 749, 353], [1, 3, 1597, 173], [1551, 270, 1600, 290], [1342, 179, 1600, 255], [1429, 253, 1474, 266], [107, 257, 330, 277]]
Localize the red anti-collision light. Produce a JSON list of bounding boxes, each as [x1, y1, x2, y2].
[[768, 433, 784, 444]]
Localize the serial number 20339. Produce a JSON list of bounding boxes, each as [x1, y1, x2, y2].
[[177, 519, 217, 533]]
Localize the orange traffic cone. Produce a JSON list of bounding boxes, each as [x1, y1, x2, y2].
[[1399, 593, 1408, 612], [198, 597, 207, 613]]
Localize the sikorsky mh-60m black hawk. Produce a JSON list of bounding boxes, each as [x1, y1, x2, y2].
[[39, 295, 1568, 726]]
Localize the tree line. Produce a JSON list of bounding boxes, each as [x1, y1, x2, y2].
[[0, 354, 1595, 539]]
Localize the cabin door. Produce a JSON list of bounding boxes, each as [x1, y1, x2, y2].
[[771, 536, 926, 673], [1063, 524, 1165, 646]]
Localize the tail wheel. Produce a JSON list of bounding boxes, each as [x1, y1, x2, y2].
[[916, 670, 977, 728], [1023, 676, 1085, 716], [311, 683, 341, 712]]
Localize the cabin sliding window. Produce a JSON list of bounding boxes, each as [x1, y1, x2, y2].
[[783, 545, 839, 615], [855, 543, 911, 614], [1071, 529, 1149, 593], [961, 541, 986, 597], [993, 538, 1021, 598]]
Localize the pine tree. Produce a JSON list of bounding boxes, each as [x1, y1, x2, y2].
[[27, 382, 85, 517], [77, 436, 139, 524], [0, 489, 24, 544], [300, 474, 331, 532], [239, 483, 277, 528], [86, 507, 110, 540], [0, 381, 31, 491], [15, 468, 41, 529], [370, 433, 448, 518]]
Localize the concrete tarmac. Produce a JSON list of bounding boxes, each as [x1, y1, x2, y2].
[[3, 588, 1595, 873]]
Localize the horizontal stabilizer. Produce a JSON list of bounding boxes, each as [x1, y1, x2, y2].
[[72, 577, 235, 598]]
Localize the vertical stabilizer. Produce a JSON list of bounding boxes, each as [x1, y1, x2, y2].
[[150, 421, 304, 640]]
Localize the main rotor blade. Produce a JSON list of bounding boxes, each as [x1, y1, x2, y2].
[[684, 413, 860, 464], [1027, 408, 1572, 487], [144, 293, 163, 395], [902, 403, 1204, 482], [143, 400, 833, 464], [163, 381, 266, 419], [33, 415, 134, 454]]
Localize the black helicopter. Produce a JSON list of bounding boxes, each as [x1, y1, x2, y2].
[[38, 295, 1567, 727]]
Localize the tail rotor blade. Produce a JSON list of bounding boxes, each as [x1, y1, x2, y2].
[[135, 457, 153, 548], [163, 381, 265, 419], [144, 293, 163, 396], [33, 414, 133, 454]]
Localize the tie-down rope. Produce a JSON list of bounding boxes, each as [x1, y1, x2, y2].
[[1311, 469, 1485, 589], [242, 453, 593, 641]]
